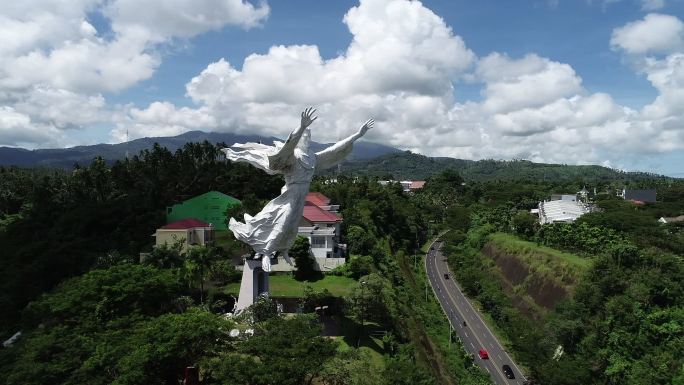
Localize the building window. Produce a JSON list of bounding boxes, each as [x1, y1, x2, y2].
[[311, 236, 326, 248]]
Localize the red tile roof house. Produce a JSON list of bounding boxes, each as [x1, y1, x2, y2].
[[153, 218, 214, 253], [268, 192, 346, 272]]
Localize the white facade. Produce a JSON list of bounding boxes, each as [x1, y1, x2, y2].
[[251, 221, 343, 272], [298, 226, 340, 257]]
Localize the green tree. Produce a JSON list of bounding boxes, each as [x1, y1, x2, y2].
[[204, 315, 337, 385], [23, 264, 183, 328], [208, 259, 242, 284], [319, 349, 384, 385], [347, 255, 374, 279], [97, 309, 232, 385], [185, 245, 219, 303], [346, 225, 375, 255], [291, 236, 317, 281], [249, 296, 278, 323], [347, 273, 397, 327], [512, 210, 538, 239]]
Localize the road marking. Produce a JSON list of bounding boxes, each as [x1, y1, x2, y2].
[[429, 248, 512, 385], [470, 341, 474, 348], [464, 331, 468, 337], [485, 366, 491, 373], [437, 256, 528, 381]]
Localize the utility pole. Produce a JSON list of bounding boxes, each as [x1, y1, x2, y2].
[[358, 280, 366, 347], [425, 280, 428, 301], [448, 324, 452, 348], [414, 228, 419, 270], [125, 127, 130, 160], [360, 281, 366, 328]]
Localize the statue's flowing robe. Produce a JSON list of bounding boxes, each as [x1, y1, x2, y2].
[[222, 128, 360, 271]]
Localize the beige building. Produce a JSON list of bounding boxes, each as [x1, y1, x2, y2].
[[153, 218, 214, 252]]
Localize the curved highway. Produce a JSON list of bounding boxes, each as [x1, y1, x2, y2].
[[425, 238, 527, 385]]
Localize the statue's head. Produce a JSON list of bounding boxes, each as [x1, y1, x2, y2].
[[296, 127, 311, 152]]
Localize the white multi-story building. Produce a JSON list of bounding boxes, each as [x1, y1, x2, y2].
[[268, 192, 346, 272]]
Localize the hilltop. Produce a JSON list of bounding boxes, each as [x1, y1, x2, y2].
[[0, 131, 400, 169], [333, 151, 676, 183]]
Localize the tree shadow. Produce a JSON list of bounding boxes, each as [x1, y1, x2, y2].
[[339, 316, 385, 355], [293, 271, 324, 282]]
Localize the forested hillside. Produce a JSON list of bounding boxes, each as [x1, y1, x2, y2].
[[0, 143, 490, 385], [418, 168, 684, 384], [0, 142, 284, 333], [334, 151, 676, 184], [1, 139, 682, 385]]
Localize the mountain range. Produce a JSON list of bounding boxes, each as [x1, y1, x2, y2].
[[333, 151, 677, 184], [0, 131, 400, 169], [0, 131, 677, 183]]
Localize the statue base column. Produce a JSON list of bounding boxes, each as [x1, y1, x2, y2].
[[235, 258, 269, 313]]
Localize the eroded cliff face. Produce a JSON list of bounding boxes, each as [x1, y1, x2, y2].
[[482, 242, 572, 320]]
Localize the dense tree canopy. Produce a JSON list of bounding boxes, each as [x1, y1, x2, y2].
[[0, 142, 282, 334]]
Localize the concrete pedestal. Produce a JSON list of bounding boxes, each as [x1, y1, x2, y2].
[[235, 259, 269, 313]]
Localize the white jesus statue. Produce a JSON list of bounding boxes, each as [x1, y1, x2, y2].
[[222, 107, 373, 272]]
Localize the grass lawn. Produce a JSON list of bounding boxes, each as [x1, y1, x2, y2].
[[223, 274, 357, 297], [336, 317, 386, 368]]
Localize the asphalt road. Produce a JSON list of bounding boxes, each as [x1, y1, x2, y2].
[[425, 238, 527, 385]]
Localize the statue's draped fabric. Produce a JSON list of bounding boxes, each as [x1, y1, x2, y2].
[[222, 126, 363, 272]]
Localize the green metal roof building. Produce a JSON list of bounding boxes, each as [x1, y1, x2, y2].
[[167, 191, 241, 230]]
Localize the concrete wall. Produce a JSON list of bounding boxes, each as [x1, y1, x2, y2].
[[314, 257, 346, 271], [238, 253, 346, 272], [155, 229, 188, 251], [154, 228, 212, 252]]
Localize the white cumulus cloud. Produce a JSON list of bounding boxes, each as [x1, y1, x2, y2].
[[120, 1, 684, 172], [610, 13, 684, 55], [641, 0, 665, 11], [0, 0, 269, 147]]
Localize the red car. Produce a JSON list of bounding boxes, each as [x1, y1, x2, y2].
[[478, 349, 489, 359]]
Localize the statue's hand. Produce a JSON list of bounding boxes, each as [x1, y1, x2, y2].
[[301, 107, 317, 128], [359, 118, 374, 136]]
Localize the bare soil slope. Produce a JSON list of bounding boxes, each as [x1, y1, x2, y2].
[[482, 233, 590, 319]]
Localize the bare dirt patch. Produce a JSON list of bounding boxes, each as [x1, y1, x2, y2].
[[483, 242, 570, 314]]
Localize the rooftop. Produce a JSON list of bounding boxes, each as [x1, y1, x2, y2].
[[622, 189, 657, 203], [539, 200, 590, 224], [306, 192, 331, 207], [302, 201, 342, 223]]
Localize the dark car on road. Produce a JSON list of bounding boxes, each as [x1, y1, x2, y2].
[[444, 273, 450, 279], [502, 365, 515, 379]]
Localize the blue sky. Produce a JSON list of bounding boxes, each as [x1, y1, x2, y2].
[[1, 0, 684, 176]]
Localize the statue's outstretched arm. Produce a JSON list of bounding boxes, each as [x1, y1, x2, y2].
[[222, 141, 281, 175], [268, 107, 317, 170], [315, 118, 374, 170]]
